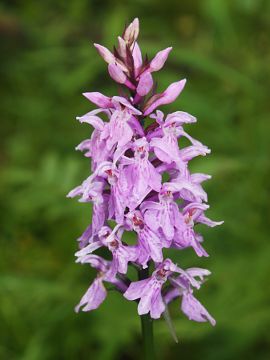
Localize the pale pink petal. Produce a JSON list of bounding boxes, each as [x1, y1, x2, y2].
[[140, 201, 161, 213], [186, 268, 211, 280], [181, 292, 216, 326], [138, 291, 153, 315], [161, 211, 174, 240], [124, 279, 150, 300], [77, 224, 92, 249], [75, 241, 102, 258], [83, 92, 113, 108], [148, 163, 162, 192], [190, 173, 211, 184], [150, 137, 177, 163], [76, 113, 104, 130], [144, 209, 160, 232], [166, 111, 196, 125], [67, 185, 82, 198], [112, 96, 142, 115], [75, 278, 107, 312], [197, 214, 224, 227], [180, 144, 211, 162], [150, 290, 165, 319], [118, 123, 133, 147], [164, 288, 181, 304]]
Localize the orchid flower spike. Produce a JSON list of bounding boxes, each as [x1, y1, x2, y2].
[[68, 18, 222, 341]]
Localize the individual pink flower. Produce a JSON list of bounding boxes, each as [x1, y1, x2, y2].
[[76, 225, 137, 276], [125, 210, 163, 267], [117, 137, 161, 209], [124, 259, 196, 319], [165, 268, 216, 326], [75, 255, 126, 312]]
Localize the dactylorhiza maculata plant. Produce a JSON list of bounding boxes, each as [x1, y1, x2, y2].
[[68, 18, 223, 349]]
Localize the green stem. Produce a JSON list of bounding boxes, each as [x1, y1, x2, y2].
[[138, 267, 155, 360]]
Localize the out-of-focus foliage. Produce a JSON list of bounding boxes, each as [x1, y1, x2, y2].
[[1, 0, 270, 359]]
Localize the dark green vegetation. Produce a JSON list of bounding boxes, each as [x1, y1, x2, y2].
[[1, 0, 270, 359]]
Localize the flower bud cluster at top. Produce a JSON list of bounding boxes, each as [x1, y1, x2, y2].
[[68, 18, 223, 323]]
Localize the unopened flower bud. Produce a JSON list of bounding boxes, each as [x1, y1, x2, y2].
[[150, 47, 172, 72], [123, 18, 139, 45], [137, 71, 153, 96], [108, 63, 127, 84], [144, 79, 186, 115], [94, 43, 115, 64]]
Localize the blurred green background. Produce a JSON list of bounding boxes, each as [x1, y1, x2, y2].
[[1, 0, 270, 359]]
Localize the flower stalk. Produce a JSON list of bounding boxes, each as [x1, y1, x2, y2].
[[140, 313, 154, 360], [138, 266, 155, 360]]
